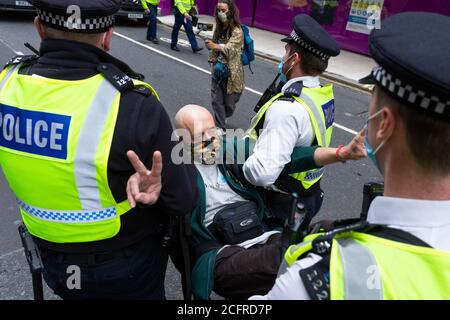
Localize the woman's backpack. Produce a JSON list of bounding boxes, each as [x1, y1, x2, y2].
[[241, 24, 255, 73]]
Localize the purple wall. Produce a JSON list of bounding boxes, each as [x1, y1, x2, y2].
[[251, 0, 450, 55], [235, 0, 256, 26], [158, 0, 450, 55]]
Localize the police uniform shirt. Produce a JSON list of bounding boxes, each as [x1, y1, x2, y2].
[[243, 76, 320, 189], [8, 39, 198, 253], [249, 197, 450, 300]]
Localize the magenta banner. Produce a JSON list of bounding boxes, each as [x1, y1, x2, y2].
[[158, 0, 450, 56], [252, 0, 450, 55]]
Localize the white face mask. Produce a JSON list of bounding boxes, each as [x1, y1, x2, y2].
[[218, 11, 228, 23]]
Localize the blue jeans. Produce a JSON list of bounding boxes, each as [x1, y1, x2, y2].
[[171, 9, 199, 49], [40, 234, 168, 300], [146, 4, 158, 40]]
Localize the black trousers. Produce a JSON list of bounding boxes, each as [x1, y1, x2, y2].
[[40, 234, 168, 300]]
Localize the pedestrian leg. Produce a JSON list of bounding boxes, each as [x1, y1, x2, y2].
[[224, 91, 242, 118], [211, 75, 227, 130], [171, 11, 184, 48], [147, 4, 158, 42], [182, 17, 200, 51]]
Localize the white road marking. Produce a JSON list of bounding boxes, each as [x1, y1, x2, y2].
[[333, 123, 358, 135], [159, 37, 191, 48], [0, 37, 22, 55], [0, 248, 23, 260], [114, 31, 358, 136]]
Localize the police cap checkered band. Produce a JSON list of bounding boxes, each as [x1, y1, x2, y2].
[[289, 30, 330, 61], [37, 9, 115, 33], [372, 66, 450, 118]]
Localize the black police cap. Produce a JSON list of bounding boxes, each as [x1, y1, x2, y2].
[[360, 12, 450, 119], [28, 0, 121, 33], [282, 14, 340, 61]]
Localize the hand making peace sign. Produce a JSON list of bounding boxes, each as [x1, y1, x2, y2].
[[126, 150, 163, 208]]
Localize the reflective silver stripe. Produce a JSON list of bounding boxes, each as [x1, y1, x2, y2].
[[18, 199, 116, 224], [336, 238, 384, 300], [74, 79, 119, 209], [298, 94, 327, 146], [0, 64, 19, 92]]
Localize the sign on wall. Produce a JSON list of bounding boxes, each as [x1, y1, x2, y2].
[[346, 0, 384, 34], [288, 0, 309, 7]]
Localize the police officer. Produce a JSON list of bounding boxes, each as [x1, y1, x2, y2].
[[244, 14, 340, 226], [141, 0, 160, 44], [251, 12, 450, 300], [0, 0, 197, 300], [171, 0, 203, 53]]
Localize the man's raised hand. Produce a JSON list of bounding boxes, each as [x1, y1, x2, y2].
[[126, 151, 163, 208]]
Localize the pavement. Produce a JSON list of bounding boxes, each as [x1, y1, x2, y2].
[[158, 14, 376, 92], [0, 12, 382, 300]]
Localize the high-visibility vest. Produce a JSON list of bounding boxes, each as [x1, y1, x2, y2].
[[0, 63, 159, 244], [247, 85, 335, 190], [284, 228, 450, 299], [141, 0, 160, 10], [174, 0, 194, 15]]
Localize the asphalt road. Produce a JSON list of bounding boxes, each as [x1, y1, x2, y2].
[[0, 13, 382, 300]]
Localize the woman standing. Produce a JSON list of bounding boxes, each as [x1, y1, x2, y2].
[[205, 0, 244, 130]]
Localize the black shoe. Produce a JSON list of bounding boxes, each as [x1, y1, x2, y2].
[[148, 38, 159, 44], [192, 47, 204, 53], [171, 45, 180, 51]]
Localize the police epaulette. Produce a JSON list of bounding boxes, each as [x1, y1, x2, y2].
[[132, 86, 152, 97], [276, 95, 296, 103], [284, 81, 304, 97], [97, 63, 135, 93], [299, 255, 331, 300], [4, 55, 39, 69]]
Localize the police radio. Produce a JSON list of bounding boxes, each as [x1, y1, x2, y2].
[[254, 74, 284, 113]]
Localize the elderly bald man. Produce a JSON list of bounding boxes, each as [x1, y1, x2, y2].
[[173, 105, 366, 300]]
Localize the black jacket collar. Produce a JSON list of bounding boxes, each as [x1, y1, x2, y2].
[[28, 39, 143, 81]]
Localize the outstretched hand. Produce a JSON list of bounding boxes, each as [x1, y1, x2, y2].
[[338, 129, 367, 161], [126, 151, 163, 208]]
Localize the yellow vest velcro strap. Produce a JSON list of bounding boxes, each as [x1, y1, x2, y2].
[[18, 199, 117, 223]]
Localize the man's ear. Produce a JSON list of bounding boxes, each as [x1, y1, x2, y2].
[[102, 27, 114, 51], [376, 107, 396, 142], [34, 17, 45, 40], [294, 51, 301, 67]]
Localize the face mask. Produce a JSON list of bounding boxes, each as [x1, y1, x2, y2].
[[218, 11, 228, 23], [364, 108, 386, 173], [192, 137, 221, 165], [277, 53, 296, 83]]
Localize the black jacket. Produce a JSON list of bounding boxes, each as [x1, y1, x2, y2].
[[17, 39, 198, 253]]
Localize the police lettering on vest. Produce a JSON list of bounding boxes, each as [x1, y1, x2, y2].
[[0, 104, 70, 160]]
